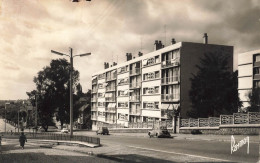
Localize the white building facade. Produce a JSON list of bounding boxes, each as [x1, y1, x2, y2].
[[238, 50, 260, 111]]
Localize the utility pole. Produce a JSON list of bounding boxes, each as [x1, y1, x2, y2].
[[35, 95, 38, 129], [51, 48, 91, 138], [5, 103, 10, 133], [70, 48, 74, 137]]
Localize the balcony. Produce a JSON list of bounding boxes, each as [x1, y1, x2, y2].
[[254, 74, 260, 80], [105, 107, 116, 113], [105, 118, 116, 124], [161, 94, 179, 102], [91, 107, 97, 111], [129, 95, 140, 102], [130, 109, 141, 115], [105, 97, 116, 102], [106, 76, 117, 82], [161, 76, 179, 85], [92, 80, 97, 85], [91, 88, 97, 94], [106, 87, 116, 92], [254, 61, 260, 67], [130, 68, 141, 76], [130, 82, 141, 89], [91, 115, 97, 120], [91, 98, 97, 102], [161, 58, 180, 69]]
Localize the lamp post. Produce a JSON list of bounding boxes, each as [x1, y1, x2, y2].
[[5, 103, 10, 133], [51, 47, 91, 138]]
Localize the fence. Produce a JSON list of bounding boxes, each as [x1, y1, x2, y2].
[[1, 132, 100, 145], [99, 121, 173, 129], [180, 112, 260, 128]]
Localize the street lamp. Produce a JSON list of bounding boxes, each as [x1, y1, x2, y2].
[[5, 102, 10, 133], [51, 47, 91, 138]]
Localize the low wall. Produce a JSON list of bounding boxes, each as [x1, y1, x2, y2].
[[109, 128, 173, 133], [180, 125, 260, 135]]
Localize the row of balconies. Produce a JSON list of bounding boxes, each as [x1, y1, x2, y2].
[[92, 94, 179, 103]]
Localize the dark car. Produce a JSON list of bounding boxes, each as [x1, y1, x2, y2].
[[148, 126, 171, 138], [96, 127, 109, 135]]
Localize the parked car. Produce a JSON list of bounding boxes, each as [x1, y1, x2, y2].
[[148, 126, 171, 138], [96, 127, 109, 135], [61, 128, 69, 133]]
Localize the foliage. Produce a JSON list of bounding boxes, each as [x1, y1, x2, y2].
[[188, 52, 242, 118], [27, 59, 80, 131], [247, 88, 260, 112]]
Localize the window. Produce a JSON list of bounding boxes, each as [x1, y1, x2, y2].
[[143, 55, 160, 67], [98, 83, 104, 89], [254, 54, 260, 62], [143, 71, 160, 81], [143, 86, 159, 95], [118, 66, 128, 74], [118, 102, 128, 108], [118, 78, 128, 85], [254, 81, 260, 88], [118, 90, 128, 96], [98, 102, 105, 107], [254, 67, 260, 74], [98, 93, 104, 98], [143, 102, 159, 109], [98, 73, 105, 80]]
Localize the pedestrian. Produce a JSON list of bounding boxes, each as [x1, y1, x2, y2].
[[19, 132, 27, 149]]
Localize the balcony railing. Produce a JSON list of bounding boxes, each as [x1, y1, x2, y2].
[[161, 94, 180, 102], [130, 68, 141, 76], [105, 119, 116, 123], [130, 82, 141, 89], [106, 75, 117, 82], [129, 95, 140, 102], [161, 76, 179, 85], [92, 88, 97, 93], [105, 107, 116, 113], [91, 98, 97, 102], [91, 115, 97, 120], [105, 97, 116, 102], [106, 87, 116, 92], [92, 80, 97, 85], [254, 74, 260, 80], [161, 58, 180, 69], [254, 61, 260, 67], [91, 107, 97, 111], [130, 109, 141, 115]]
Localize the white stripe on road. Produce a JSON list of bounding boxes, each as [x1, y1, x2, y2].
[[127, 145, 231, 162]]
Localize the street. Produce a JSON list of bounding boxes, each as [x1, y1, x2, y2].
[[0, 118, 259, 162]]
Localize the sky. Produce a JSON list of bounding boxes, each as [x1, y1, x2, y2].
[[0, 0, 260, 100]]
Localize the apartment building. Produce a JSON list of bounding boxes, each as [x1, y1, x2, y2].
[[238, 49, 260, 111], [91, 35, 233, 130]]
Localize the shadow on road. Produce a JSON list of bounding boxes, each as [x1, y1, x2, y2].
[[96, 154, 176, 163]]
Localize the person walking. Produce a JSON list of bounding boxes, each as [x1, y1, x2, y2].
[[19, 132, 27, 149]]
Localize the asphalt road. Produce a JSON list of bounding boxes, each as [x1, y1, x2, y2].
[[94, 134, 259, 163]]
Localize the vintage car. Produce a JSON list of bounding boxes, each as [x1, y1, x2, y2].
[[61, 128, 69, 133], [96, 127, 109, 135], [148, 126, 171, 138]]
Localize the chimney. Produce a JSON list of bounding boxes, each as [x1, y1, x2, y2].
[[104, 62, 109, 69], [154, 40, 163, 51], [126, 53, 132, 61], [138, 51, 143, 57], [203, 33, 208, 44], [113, 62, 117, 66], [171, 38, 176, 44]]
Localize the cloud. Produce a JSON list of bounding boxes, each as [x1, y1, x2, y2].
[[0, 0, 260, 100]]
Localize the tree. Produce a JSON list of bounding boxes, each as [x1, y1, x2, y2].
[[188, 52, 242, 118], [247, 88, 260, 112], [28, 59, 80, 131]]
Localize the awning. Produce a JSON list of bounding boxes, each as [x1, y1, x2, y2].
[[112, 103, 116, 107], [161, 104, 174, 110], [124, 90, 128, 95], [92, 76, 97, 80], [103, 83, 108, 87], [128, 90, 134, 93], [108, 103, 111, 107], [105, 93, 109, 97], [173, 104, 180, 110]]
